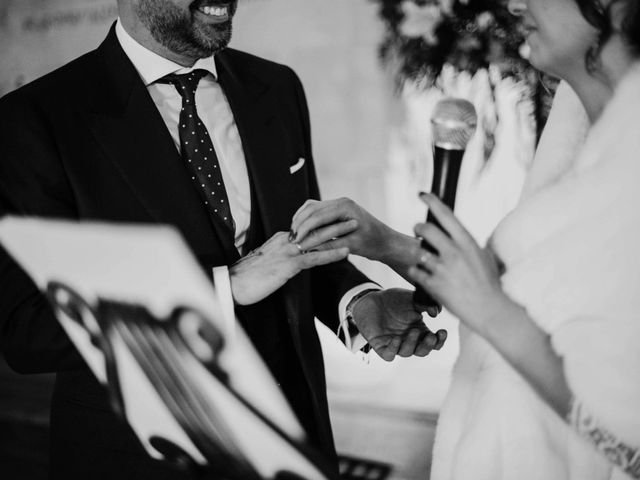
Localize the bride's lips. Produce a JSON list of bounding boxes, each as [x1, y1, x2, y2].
[[521, 20, 537, 37]]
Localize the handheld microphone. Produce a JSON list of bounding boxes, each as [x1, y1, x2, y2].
[[414, 97, 477, 308]]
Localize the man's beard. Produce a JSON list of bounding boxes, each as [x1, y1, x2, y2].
[[134, 0, 237, 59]]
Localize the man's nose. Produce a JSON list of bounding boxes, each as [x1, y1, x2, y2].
[[507, 0, 527, 16]]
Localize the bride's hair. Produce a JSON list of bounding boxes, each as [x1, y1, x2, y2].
[[619, 0, 640, 54], [575, 0, 640, 72]]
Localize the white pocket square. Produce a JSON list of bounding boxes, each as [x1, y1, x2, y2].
[[289, 157, 305, 174]]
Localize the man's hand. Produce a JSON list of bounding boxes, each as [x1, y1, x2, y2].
[[229, 229, 352, 305], [350, 288, 447, 362]]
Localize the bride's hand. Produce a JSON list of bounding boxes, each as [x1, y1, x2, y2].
[[289, 198, 429, 289], [408, 192, 511, 336], [289, 198, 399, 261]]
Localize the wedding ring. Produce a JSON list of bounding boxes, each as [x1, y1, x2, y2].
[[295, 242, 304, 255], [420, 251, 433, 265]]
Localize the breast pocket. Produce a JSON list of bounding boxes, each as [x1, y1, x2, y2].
[[286, 154, 312, 208], [289, 157, 306, 174]]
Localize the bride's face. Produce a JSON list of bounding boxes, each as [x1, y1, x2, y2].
[[509, 0, 599, 78]]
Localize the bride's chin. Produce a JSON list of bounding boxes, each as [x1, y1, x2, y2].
[[526, 49, 554, 77]]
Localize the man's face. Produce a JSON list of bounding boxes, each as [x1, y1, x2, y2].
[[134, 0, 239, 59]]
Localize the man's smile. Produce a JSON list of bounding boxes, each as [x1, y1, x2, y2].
[[193, 2, 231, 23]]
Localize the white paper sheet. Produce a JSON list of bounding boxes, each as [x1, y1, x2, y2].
[[0, 216, 329, 480]]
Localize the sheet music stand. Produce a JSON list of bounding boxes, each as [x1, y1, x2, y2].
[[0, 217, 341, 480]]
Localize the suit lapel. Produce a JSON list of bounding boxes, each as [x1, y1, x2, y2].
[[86, 27, 238, 265], [216, 52, 297, 239], [216, 52, 307, 332]]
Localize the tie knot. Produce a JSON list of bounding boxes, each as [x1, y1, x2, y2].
[[158, 69, 209, 100]]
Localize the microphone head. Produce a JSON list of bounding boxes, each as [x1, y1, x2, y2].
[[431, 98, 478, 150]]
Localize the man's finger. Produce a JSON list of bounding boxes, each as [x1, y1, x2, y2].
[[380, 336, 402, 362], [425, 305, 440, 318], [304, 237, 350, 253], [298, 220, 358, 251], [413, 298, 441, 317], [370, 336, 401, 362], [397, 329, 422, 357], [300, 247, 349, 269], [414, 332, 437, 357], [434, 329, 448, 350]]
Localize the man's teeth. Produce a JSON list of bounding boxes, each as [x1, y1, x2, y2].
[[200, 5, 228, 16]]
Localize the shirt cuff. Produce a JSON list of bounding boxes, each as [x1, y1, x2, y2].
[[212, 266, 236, 342], [337, 282, 381, 353]]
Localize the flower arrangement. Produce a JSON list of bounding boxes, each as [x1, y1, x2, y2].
[[373, 0, 532, 83], [371, 0, 557, 137]]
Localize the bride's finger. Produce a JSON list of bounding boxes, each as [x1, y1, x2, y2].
[[413, 222, 454, 257], [294, 207, 350, 245], [408, 265, 433, 292], [418, 192, 474, 246], [298, 220, 358, 251], [415, 249, 440, 274], [291, 199, 321, 232]]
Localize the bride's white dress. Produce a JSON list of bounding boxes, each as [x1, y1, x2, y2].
[[431, 65, 640, 480]]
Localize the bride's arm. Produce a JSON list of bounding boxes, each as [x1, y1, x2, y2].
[[482, 296, 640, 479], [408, 192, 572, 415], [289, 198, 423, 282], [469, 292, 572, 416]]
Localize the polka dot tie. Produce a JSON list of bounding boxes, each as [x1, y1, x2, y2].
[[159, 69, 234, 232]]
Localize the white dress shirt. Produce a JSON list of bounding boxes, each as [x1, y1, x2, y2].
[[116, 20, 251, 250], [115, 20, 377, 351]]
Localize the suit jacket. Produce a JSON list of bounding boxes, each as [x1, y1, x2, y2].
[[0, 25, 370, 479]]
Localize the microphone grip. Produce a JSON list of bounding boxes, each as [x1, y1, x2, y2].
[[414, 147, 464, 309]]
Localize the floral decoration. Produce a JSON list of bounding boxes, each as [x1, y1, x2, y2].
[[371, 0, 557, 138]]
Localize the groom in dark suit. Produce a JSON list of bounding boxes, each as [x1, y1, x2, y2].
[[0, 1, 440, 478]]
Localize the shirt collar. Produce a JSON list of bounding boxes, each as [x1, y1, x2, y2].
[[115, 19, 218, 86]]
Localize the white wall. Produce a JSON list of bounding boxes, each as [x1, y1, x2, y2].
[[0, 0, 117, 96]]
